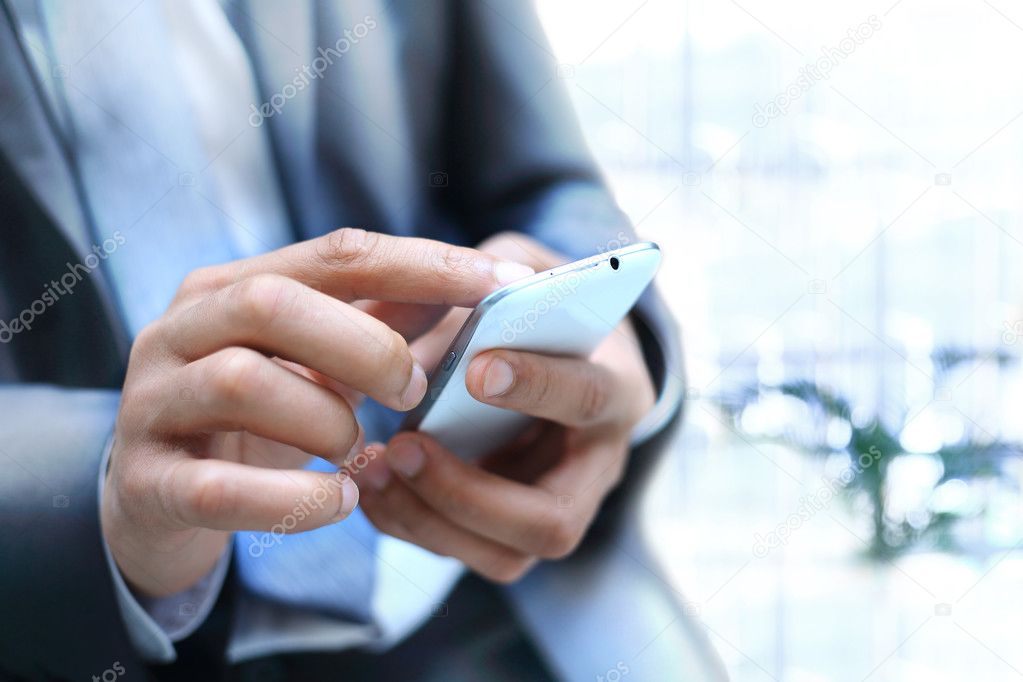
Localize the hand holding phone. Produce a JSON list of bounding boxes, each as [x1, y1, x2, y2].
[[354, 235, 660, 582], [403, 242, 661, 459]]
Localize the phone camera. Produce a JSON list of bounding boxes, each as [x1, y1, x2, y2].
[[609, 256, 620, 271]]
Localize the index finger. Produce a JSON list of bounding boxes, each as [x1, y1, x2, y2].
[[201, 229, 535, 306]]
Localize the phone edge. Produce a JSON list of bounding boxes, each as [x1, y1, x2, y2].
[[399, 241, 660, 432]]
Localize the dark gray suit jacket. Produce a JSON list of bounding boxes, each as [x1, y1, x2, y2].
[[0, 1, 723, 679]]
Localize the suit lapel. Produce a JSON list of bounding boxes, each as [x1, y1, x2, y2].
[[241, 0, 416, 239], [0, 2, 130, 361], [315, 0, 416, 233], [0, 2, 93, 259], [235, 0, 318, 236]]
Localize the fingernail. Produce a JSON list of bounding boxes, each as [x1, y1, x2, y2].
[[494, 261, 535, 286], [335, 475, 360, 520], [389, 439, 425, 478], [483, 358, 515, 398], [401, 361, 428, 410], [364, 462, 391, 491]]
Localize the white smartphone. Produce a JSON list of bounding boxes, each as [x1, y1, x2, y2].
[[402, 241, 662, 459]]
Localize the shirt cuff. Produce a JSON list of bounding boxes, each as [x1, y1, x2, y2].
[[97, 435, 232, 663]]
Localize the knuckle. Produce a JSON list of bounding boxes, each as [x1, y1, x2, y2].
[[527, 361, 555, 404], [129, 321, 164, 363], [115, 464, 151, 516], [577, 371, 610, 423], [125, 376, 171, 433], [183, 469, 232, 523], [537, 514, 582, 559], [207, 349, 267, 407], [232, 274, 296, 330], [179, 266, 227, 299], [321, 228, 376, 268], [435, 244, 475, 277]]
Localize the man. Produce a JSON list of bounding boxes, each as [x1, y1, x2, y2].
[[0, 1, 722, 679]]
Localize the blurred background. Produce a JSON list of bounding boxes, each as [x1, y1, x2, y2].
[[535, 0, 1023, 679]]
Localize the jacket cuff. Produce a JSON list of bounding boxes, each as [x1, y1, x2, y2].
[[628, 286, 685, 447]]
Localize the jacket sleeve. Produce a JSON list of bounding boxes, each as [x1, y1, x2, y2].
[[0, 383, 237, 678], [0, 385, 148, 679], [444, 0, 684, 442]]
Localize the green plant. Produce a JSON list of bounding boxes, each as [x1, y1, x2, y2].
[[721, 372, 1019, 559]]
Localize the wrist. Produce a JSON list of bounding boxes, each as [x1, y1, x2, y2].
[[101, 472, 230, 597]]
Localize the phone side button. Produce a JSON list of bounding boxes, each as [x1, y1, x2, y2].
[[442, 351, 457, 371]]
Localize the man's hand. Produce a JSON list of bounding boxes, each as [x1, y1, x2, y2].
[[354, 233, 656, 582], [103, 228, 534, 596]]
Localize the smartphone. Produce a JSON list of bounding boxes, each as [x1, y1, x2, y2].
[[401, 241, 662, 459]]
